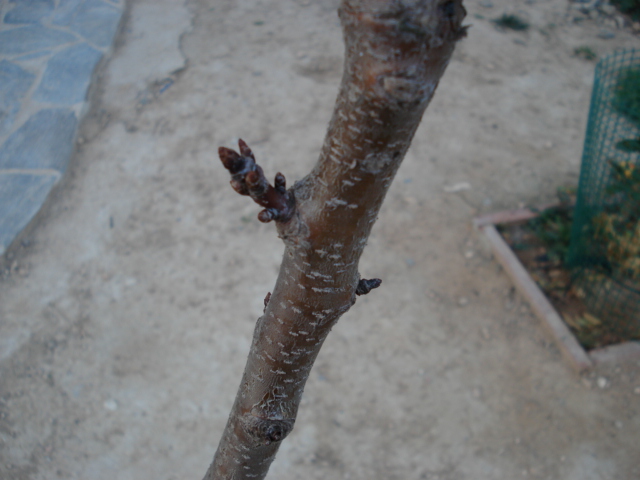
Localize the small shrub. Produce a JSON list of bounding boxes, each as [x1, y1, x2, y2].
[[611, 0, 640, 21], [492, 14, 529, 31], [593, 160, 640, 282], [573, 46, 597, 61], [529, 206, 573, 264]]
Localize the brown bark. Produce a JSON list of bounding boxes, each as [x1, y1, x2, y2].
[[204, 1, 466, 479]]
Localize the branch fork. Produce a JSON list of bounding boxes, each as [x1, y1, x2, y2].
[[218, 139, 295, 223]]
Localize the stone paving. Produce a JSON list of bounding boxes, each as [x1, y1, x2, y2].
[[0, 0, 124, 256]]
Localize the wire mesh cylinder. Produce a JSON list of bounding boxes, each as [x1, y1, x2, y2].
[[568, 49, 640, 336]]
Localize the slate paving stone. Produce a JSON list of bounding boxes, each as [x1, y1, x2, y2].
[[0, 25, 77, 56], [53, 0, 85, 25], [0, 172, 58, 255], [53, 0, 121, 47], [34, 43, 102, 105], [0, 60, 36, 137], [0, 0, 124, 256], [13, 50, 52, 62], [4, 0, 55, 25], [0, 108, 77, 172]]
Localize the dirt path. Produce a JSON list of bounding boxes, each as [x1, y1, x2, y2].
[[1, 1, 639, 479]]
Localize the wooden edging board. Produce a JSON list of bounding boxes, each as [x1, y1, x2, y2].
[[474, 208, 640, 373]]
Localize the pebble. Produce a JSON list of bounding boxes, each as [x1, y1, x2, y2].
[[458, 297, 469, 306], [634, 386, 640, 395], [443, 182, 471, 193], [614, 420, 623, 429], [597, 29, 615, 39], [464, 250, 475, 259], [481, 327, 491, 340], [600, 4, 617, 15], [597, 376, 608, 389], [103, 399, 118, 411], [211, 45, 231, 58], [572, 0, 599, 12]]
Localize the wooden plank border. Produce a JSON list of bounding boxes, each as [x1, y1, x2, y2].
[[475, 209, 640, 372]]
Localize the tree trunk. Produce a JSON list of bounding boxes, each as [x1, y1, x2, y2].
[[204, 1, 466, 478]]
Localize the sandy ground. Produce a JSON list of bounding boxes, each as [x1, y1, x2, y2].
[[1, 0, 640, 479]]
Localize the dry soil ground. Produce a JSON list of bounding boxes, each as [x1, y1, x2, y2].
[[1, 0, 640, 479]]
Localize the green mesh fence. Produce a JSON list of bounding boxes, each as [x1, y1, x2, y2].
[[568, 49, 640, 338]]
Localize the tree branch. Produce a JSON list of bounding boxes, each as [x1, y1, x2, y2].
[[204, 1, 466, 479]]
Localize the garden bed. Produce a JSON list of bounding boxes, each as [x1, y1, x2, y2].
[[475, 206, 640, 373]]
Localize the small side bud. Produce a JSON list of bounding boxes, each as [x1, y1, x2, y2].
[[218, 139, 295, 223], [263, 292, 271, 312], [230, 179, 249, 195], [218, 147, 243, 173], [356, 278, 382, 296], [246, 169, 269, 198], [258, 210, 275, 223], [240, 414, 295, 446], [274, 173, 287, 193], [238, 138, 255, 160]]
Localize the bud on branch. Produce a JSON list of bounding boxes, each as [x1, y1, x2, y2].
[[218, 139, 295, 223]]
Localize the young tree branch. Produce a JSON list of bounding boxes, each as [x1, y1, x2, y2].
[[204, 1, 466, 479]]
